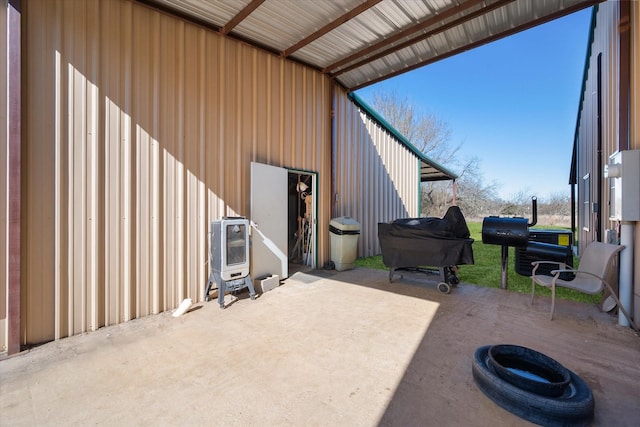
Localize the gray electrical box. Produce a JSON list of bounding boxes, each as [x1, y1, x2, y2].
[[605, 150, 640, 221]]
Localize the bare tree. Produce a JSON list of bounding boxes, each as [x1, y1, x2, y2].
[[369, 89, 497, 218], [366, 90, 571, 224], [454, 156, 500, 218], [538, 192, 571, 216], [370, 90, 459, 164]]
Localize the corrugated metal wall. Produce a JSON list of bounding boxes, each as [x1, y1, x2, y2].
[[22, 0, 331, 345], [578, 1, 640, 328], [332, 88, 419, 258], [632, 1, 640, 152], [631, 0, 640, 328], [1, 0, 8, 353], [575, 2, 619, 253]]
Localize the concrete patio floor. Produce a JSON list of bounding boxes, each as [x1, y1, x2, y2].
[[1, 267, 639, 426]]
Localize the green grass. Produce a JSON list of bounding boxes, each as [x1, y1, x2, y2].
[[356, 222, 600, 304]]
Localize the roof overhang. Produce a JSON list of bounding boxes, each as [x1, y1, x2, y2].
[[571, 5, 598, 186], [140, 0, 602, 92]]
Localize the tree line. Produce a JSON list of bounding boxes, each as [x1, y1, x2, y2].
[[368, 90, 571, 224]]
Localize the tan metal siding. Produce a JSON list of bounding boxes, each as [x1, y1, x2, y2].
[[1, 0, 8, 353], [578, 1, 640, 327], [332, 87, 419, 258], [632, 1, 640, 152], [631, 0, 640, 323], [576, 2, 619, 253], [22, 0, 331, 345]]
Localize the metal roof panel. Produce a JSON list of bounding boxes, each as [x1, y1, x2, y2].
[[147, 0, 601, 90], [235, 1, 361, 52], [151, 0, 248, 27]]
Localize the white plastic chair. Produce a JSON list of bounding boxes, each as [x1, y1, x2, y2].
[[530, 241, 638, 331]]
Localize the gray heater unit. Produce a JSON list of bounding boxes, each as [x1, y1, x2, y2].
[[205, 217, 256, 308]]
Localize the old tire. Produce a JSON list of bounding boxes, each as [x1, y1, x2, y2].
[[488, 344, 571, 397], [472, 345, 594, 426]]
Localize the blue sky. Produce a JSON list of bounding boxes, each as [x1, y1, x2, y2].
[[356, 7, 593, 201]]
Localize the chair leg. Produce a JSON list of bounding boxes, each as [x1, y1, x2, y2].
[[549, 284, 556, 321], [530, 279, 535, 305]]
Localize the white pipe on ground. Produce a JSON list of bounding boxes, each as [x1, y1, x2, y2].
[[618, 222, 634, 327], [173, 298, 192, 317]]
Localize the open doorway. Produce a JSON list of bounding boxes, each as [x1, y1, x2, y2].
[[250, 162, 317, 280], [287, 170, 316, 274]]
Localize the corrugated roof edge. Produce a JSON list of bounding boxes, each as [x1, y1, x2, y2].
[[348, 92, 458, 180], [570, 4, 598, 185]]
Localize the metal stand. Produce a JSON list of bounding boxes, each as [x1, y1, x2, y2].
[[205, 272, 256, 309], [388, 266, 460, 294], [500, 245, 508, 289]]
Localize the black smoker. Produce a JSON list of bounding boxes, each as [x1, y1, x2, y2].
[[482, 197, 573, 289], [482, 197, 533, 289]]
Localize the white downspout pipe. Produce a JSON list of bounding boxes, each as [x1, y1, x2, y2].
[[618, 221, 634, 327]]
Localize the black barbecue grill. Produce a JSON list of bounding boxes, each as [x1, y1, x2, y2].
[[481, 197, 574, 289], [481, 197, 537, 289], [516, 229, 574, 280], [378, 206, 474, 294], [481, 216, 530, 247]]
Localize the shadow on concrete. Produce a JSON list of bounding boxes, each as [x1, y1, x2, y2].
[[295, 267, 640, 426]]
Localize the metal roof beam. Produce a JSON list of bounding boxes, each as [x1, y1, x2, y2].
[[282, 0, 383, 58], [323, 0, 486, 73], [350, 0, 604, 91], [221, 0, 265, 35], [333, 0, 514, 77]]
